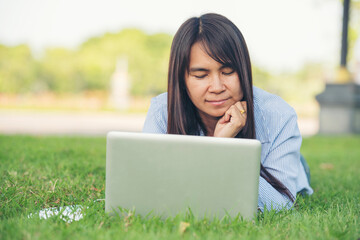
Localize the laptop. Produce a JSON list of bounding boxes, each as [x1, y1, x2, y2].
[[105, 131, 261, 220]]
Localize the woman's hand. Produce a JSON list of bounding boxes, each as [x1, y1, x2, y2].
[[213, 101, 247, 138]]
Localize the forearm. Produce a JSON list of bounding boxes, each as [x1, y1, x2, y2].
[[258, 176, 294, 212]]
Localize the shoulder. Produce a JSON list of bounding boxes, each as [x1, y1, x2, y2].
[[253, 86, 298, 142], [142, 92, 168, 134], [151, 92, 168, 108], [148, 92, 168, 117], [253, 86, 296, 116]]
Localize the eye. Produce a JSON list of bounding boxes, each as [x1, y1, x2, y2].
[[193, 74, 207, 79], [222, 70, 235, 76]]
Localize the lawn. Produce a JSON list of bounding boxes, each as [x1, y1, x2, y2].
[[0, 135, 359, 239]]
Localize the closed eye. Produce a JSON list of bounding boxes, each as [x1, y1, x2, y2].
[[222, 70, 234, 76], [193, 74, 207, 79], [221, 66, 235, 76]]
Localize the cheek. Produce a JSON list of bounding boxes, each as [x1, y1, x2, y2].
[[229, 78, 243, 99], [236, 88, 244, 101], [186, 80, 208, 97]]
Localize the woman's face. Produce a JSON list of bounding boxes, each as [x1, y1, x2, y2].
[[185, 42, 243, 120]]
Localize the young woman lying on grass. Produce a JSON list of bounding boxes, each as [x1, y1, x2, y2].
[[143, 13, 313, 211]]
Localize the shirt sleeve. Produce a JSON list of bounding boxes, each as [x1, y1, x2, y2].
[[258, 109, 301, 211], [142, 96, 167, 134]]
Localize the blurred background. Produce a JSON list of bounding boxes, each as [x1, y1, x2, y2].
[[0, 0, 359, 136]]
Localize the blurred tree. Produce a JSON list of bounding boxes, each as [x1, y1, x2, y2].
[[0, 27, 323, 103], [39, 48, 79, 93], [77, 29, 171, 96], [348, 0, 360, 61], [0, 29, 172, 96], [0, 44, 37, 93], [252, 66, 274, 93]]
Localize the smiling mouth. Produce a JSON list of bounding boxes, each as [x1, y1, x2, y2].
[[206, 98, 230, 106]]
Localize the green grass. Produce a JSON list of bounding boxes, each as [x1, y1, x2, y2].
[[0, 135, 359, 239]]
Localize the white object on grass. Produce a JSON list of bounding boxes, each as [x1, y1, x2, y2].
[[28, 205, 87, 223]]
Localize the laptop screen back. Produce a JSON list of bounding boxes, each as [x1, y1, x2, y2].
[[105, 132, 261, 219]]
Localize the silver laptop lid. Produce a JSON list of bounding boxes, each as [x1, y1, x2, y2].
[[105, 131, 261, 219]]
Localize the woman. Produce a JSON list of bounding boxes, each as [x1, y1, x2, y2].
[[143, 13, 313, 211]]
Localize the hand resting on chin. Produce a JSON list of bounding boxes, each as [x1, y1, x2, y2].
[[214, 101, 247, 138]]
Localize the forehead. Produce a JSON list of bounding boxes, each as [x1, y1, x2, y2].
[[188, 42, 221, 67], [188, 41, 233, 70]]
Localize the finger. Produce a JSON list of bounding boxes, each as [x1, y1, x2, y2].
[[240, 101, 247, 112], [234, 101, 247, 116], [219, 109, 231, 124], [224, 110, 232, 122], [221, 106, 234, 123], [226, 105, 242, 123], [218, 114, 227, 124], [226, 105, 247, 132], [234, 102, 243, 111]]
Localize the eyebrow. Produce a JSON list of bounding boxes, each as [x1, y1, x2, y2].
[[189, 68, 209, 72], [189, 65, 232, 73]]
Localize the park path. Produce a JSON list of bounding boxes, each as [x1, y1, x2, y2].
[[0, 110, 145, 136], [0, 110, 318, 137]]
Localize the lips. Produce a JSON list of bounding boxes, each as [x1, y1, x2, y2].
[[206, 98, 230, 106]]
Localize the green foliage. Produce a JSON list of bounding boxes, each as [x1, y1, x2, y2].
[[0, 26, 344, 102], [39, 48, 80, 92], [252, 62, 325, 105], [252, 66, 273, 92], [0, 135, 359, 239], [0, 27, 333, 102], [348, 0, 360, 62], [0, 44, 39, 93], [0, 29, 172, 96], [76, 29, 171, 95]]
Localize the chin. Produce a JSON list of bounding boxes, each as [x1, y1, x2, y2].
[[208, 110, 226, 118]]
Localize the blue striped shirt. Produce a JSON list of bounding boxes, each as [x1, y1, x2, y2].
[[142, 86, 314, 211]]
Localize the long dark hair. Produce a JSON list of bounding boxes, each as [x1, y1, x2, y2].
[[167, 13, 294, 202]]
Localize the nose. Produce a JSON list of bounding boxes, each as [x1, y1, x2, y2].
[[208, 74, 225, 93]]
